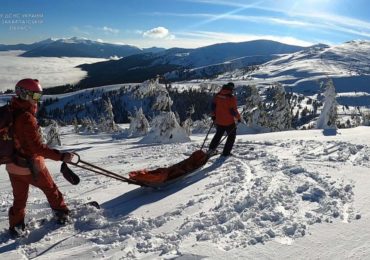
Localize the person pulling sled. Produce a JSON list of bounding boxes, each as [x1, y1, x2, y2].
[[4, 79, 74, 237], [208, 82, 241, 157]]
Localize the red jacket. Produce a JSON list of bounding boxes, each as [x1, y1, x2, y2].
[[211, 89, 241, 126], [6, 97, 63, 175]]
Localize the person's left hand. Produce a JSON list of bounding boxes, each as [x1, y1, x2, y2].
[[61, 152, 74, 163]]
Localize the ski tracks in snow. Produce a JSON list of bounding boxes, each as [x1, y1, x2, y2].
[[0, 138, 363, 259], [61, 139, 358, 258]]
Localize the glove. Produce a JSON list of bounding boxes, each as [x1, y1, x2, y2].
[[211, 116, 216, 121], [61, 152, 74, 163], [237, 119, 241, 123]]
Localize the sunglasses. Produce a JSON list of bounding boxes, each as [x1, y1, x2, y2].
[[29, 91, 43, 101]]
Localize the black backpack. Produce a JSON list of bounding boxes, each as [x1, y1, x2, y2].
[[0, 104, 15, 164]]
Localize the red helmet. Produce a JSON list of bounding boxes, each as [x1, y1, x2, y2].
[[15, 78, 42, 93], [15, 78, 43, 101]]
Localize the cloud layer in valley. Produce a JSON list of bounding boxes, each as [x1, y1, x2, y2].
[[0, 51, 106, 92]]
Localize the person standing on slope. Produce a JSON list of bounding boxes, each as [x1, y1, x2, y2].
[[208, 82, 241, 157], [6, 78, 74, 237]]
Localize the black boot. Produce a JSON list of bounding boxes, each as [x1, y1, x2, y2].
[[53, 209, 71, 225], [9, 221, 26, 238]]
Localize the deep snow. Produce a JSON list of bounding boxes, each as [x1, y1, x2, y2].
[[0, 126, 369, 259]]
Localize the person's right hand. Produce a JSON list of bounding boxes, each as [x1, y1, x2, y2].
[[61, 152, 74, 163]]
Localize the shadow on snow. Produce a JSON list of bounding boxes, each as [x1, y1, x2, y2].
[[101, 156, 226, 219]]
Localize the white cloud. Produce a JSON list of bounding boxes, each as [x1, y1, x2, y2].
[[178, 31, 313, 46], [143, 27, 175, 39], [101, 26, 120, 34], [71, 26, 90, 35], [72, 26, 120, 36]]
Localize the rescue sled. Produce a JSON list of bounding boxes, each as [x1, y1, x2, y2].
[[128, 150, 210, 187], [63, 122, 237, 188], [63, 150, 212, 188]]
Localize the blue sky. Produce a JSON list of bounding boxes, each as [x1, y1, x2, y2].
[[1, 0, 370, 48]]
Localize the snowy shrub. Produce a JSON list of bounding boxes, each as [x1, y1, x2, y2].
[[128, 107, 150, 137], [43, 120, 61, 146], [316, 79, 338, 129], [140, 111, 190, 144]]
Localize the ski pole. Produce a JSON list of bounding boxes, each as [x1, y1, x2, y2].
[[68, 153, 149, 186], [200, 121, 214, 150]]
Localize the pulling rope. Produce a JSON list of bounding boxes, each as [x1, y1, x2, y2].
[[67, 153, 149, 187]]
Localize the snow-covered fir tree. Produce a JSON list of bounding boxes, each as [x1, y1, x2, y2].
[[134, 78, 173, 111], [242, 85, 265, 128], [79, 118, 98, 134], [98, 97, 118, 133], [128, 107, 150, 137], [268, 83, 292, 131], [361, 111, 370, 126], [38, 126, 47, 144], [182, 105, 195, 136], [316, 79, 338, 129], [72, 118, 79, 133], [192, 114, 214, 134], [141, 111, 190, 144], [43, 120, 61, 146]]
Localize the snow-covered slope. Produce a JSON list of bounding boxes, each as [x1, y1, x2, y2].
[[218, 41, 370, 102], [0, 126, 369, 259]]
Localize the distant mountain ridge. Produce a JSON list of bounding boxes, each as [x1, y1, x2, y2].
[[0, 38, 55, 51], [0, 37, 166, 58], [76, 40, 306, 88]]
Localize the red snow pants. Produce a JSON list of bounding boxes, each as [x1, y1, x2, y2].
[[7, 167, 68, 228]]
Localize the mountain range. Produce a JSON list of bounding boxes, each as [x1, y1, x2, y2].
[[76, 40, 306, 89], [0, 37, 165, 58], [2, 37, 369, 106]]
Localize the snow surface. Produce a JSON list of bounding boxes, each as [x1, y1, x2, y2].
[[0, 126, 369, 259]]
